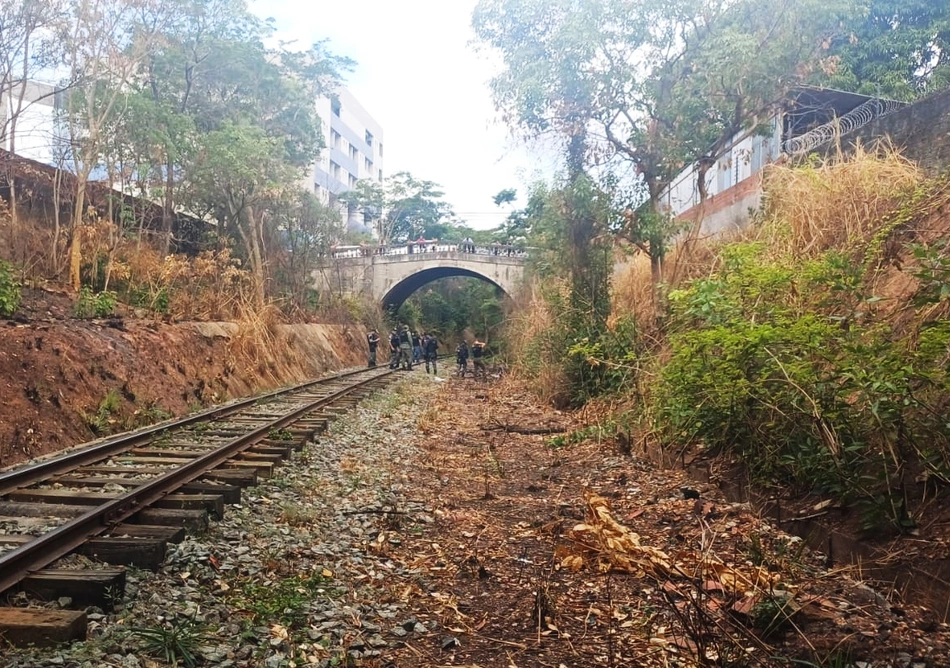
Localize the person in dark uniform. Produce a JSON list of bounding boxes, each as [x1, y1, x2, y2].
[[456, 340, 469, 376], [367, 329, 380, 367], [424, 332, 439, 375], [388, 328, 400, 369], [471, 338, 486, 378]]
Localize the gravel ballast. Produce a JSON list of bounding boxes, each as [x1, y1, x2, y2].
[[6, 374, 442, 668]]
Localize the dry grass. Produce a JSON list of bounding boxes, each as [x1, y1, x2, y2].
[[756, 142, 922, 257], [228, 299, 297, 385], [609, 143, 927, 334], [506, 280, 570, 405], [610, 250, 655, 325]]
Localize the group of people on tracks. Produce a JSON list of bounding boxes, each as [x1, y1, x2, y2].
[[365, 326, 440, 374], [365, 327, 488, 378]]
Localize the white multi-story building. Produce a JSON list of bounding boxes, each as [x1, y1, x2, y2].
[[305, 88, 384, 228], [1, 80, 62, 165]]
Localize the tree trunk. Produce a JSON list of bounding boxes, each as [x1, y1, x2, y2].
[[69, 182, 86, 291], [51, 164, 63, 275], [69, 155, 94, 291], [162, 153, 174, 254], [232, 199, 265, 308]]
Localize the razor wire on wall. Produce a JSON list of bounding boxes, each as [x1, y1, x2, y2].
[[783, 98, 906, 156]]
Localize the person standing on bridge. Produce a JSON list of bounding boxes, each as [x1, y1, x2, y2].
[[424, 332, 439, 375], [367, 329, 380, 367]]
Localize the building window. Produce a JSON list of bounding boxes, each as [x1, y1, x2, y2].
[[378, 169, 383, 182], [378, 142, 383, 157], [331, 130, 341, 150], [365, 130, 373, 148], [717, 158, 731, 192], [365, 157, 373, 172], [348, 173, 358, 188], [331, 98, 341, 116], [349, 145, 358, 161], [330, 161, 341, 180]]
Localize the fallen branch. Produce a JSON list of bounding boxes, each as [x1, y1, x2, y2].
[[479, 423, 566, 435]]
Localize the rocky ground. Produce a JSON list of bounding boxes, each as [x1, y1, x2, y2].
[[4, 371, 950, 667]]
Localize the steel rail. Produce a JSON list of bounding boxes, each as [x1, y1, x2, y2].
[[0, 368, 396, 595], [0, 366, 381, 497]]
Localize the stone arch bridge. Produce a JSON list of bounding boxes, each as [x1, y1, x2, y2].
[[314, 242, 526, 310]]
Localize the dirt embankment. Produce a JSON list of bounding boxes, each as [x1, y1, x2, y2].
[[0, 290, 368, 469]]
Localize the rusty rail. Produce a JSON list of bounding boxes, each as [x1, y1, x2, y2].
[[0, 367, 395, 595], [0, 366, 379, 497]]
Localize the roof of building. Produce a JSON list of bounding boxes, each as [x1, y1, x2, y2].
[[0, 148, 213, 253], [783, 86, 906, 139]]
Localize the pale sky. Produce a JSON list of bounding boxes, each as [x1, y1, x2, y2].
[[252, 0, 561, 230]]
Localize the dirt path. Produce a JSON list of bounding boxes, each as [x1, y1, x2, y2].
[[385, 375, 950, 667], [4, 372, 949, 668]]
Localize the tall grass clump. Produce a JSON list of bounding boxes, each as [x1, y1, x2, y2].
[[228, 299, 296, 385], [508, 281, 571, 406], [757, 143, 921, 257]]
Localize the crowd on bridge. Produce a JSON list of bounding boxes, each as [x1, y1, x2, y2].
[[329, 239, 528, 259]]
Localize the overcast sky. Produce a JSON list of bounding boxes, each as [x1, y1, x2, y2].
[[252, 0, 561, 229]]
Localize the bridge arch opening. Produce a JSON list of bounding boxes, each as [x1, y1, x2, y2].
[[381, 267, 508, 312]]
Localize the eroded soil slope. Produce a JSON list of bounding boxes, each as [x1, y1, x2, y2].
[[0, 288, 367, 469]]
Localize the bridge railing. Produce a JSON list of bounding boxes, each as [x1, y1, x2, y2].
[[329, 242, 529, 260]]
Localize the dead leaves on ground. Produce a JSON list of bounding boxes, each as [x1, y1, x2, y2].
[[562, 493, 777, 591]]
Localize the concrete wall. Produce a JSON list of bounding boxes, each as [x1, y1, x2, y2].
[[675, 173, 764, 236], [832, 87, 950, 174]]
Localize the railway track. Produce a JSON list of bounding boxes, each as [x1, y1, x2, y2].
[[0, 365, 399, 644]]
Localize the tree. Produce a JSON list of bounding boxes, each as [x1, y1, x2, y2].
[[491, 187, 529, 242], [474, 0, 613, 338], [339, 171, 455, 244], [0, 0, 67, 258], [62, 0, 172, 290], [267, 188, 342, 310], [815, 0, 950, 100], [473, 0, 859, 286], [185, 120, 300, 305]]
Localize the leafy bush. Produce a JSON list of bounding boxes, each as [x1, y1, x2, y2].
[[74, 286, 117, 318], [0, 260, 21, 318], [653, 240, 950, 528], [82, 389, 123, 435]]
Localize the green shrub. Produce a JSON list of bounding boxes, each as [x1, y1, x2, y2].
[[75, 286, 117, 318], [82, 389, 123, 436], [653, 242, 950, 528], [131, 613, 205, 668], [0, 260, 22, 318]]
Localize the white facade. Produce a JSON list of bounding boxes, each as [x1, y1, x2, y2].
[[660, 116, 782, 220], [1, 80, 62, 165], [306, 88, 384, 210]]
